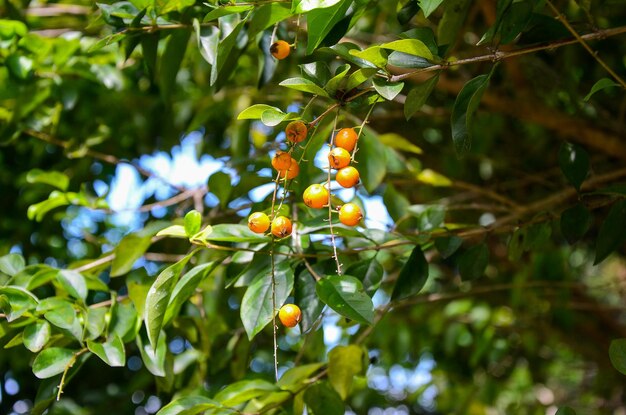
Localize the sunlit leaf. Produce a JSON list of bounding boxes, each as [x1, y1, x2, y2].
[[316, 275, 374, 325]]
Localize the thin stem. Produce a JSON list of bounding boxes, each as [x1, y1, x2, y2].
[[57, 348, 89, 401], [327, 110, 343, 275], [546, 1, 626, 89], [270, 238, 279, 381]]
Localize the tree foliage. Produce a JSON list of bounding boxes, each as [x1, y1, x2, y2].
[[1, 0, 626, 414]]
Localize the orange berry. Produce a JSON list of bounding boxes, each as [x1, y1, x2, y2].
[[335, 128, 358, 152], [303, 184, 329, 209], [278, 158, 299, 180], [285, 121, 307, 143], [270, 40, 290, 60], [271, 151, 292, 171], [278, 303, 301, 328], [328, 147, 351, 169], [336, 166, 360, 188], [271, 216, 293, 238], [248, 212, 270, 233], [338, 203, 363, 227]]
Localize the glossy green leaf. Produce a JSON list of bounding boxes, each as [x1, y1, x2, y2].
[[372, 78, 404, 101], [137, 330, 167, 377], [349, 46, 388, 68], [240, 261, 294, 339], [404, 73, 439, 119], [522, 222, 552, 252], [610, 338, 626, 375], [391, 246, 429, 300], [157, 396, 222, 415], [215, 379, 278, 406], [32, 347, 76, 379], [7, 55, 33, 80], [306, 0, 352, 55], [209, 172, 232, 209], [145, 251, 196, 348], [211, 19, 245, 87], [325, 64, 350, 97], [295, 267, 325, 333], [203, 5, 253, 22], [86, 307, 107, 340], [111, 234, 152, 277], [379, 133, 423, 155], [43, 300, 83, 341], [158, 29, 190, 102], [354, 128, 387, 193], [380, 39, 433, 60], [87, 335, 126, 367], [328, 345, 364, 399], [458, 243, 490, 280], [26, 169, 69, 191], [156, 225, 188, 238], [164, 261, 221, 325], [437, 0, 471, 47], [0, 287, 38, 322], [23, 321, 51, 353], [585, 78, 620, 101], [594, 200, 626, 265], [451, 72, 493, 156], [345, 68, 378, 91], [0, 253, 25, 276], [277, 363, 324, 392], [559, 142, 589, 190], [408, 204, 446, 231], [57, 270, 88, 301], [304, 382, 344, 415], [320, 42, 377, 68], [183, 210, 202, 236], [344, 258, 383, 295], [316, 275, 374, 325], [0, 19, 28, 38], [279, 77, 330, 97], [197, 224, 271, 243], [238, 104, 283, 120], [435, 236, 463, 259], [293, 0, 343, 13], [419, 0, 444, 17]]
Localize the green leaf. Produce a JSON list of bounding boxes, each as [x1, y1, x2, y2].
[[137, 330, 167, 377], [594, 200, 626, 265], [379, 133, 423, 155], [458, 243, 490, 280], [353, 128, 387, 193], [164, 261, 221, 325], [328, 345, 364, 399], [408, 204, 446, 231], [437, 0, 471, 48], [391, 246, 429, 300], [42, 300, 83, 341], [87, 335, 126, 367], [404, 73, 439, 119], [372, 78, 404, 101], [320, 43, 377, 68], [559, 142, 589, 190], [451, 71, 493, 156], [522, 222, 552, 252], [203, 5, 253, 22], [184, 210, 203, 236], [86, 307, 107, 340], [214, 379, 278, 406], [380, 39, 433, 60], [325, 64, 350, 97], [157, 396, 221, 415], [584, 78, 620, 101], [435, 236, 463, 259], [304, 382, 344, 415], [211, 19, 245, 87], [344, 258, 383, 295], [26, 169, 70, 191], [306, 0, 351, 55], [279, 77, 330, 97], [156, 225, 188, 238], [0, 286, 38, 322], [419, 0, 445, 17], [56, 270, 88, 301], [145, 251, 196, 348], [316, 275, 374, 325], [349, 46, 388, 68], [610, 338, 626, 375], [561, 203, 592, 245], [158, 29, 190, 102], [295, 267, 325, 333], [197, 224, 271, 243], [111, 234, 152, 277], [345, 68, 378, 91], [277, 363, 324, 391], [240, 261, 294, 339], [6, 54, 33, 80], [555, 408, 577, 415], [0, 19, 28, 38], [23, 321, 51, 353], [32, 348, 76, 379], [294, 0, 343, 13], [0, 253, 26, 276], [209, 172, 232, 209]]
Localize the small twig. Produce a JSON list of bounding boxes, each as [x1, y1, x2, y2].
[[57, 348, 89, 401], [327, 110, 343, 275]]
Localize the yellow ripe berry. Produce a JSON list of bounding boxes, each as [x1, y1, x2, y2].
[[272, 151, 292, 171], [270, 40, 291, 60], [336, 166, 360, 188], [248, 212, 270, 233], [303, 184, 329, 209], [335, 128, 358, 152], [271, 216, 293, 238], [278, 304, 301, 328], [278, 158, 299, 180], [328, 147, 351, 169], [338, 203, 363, 227], [285, 121, 308, 144]]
